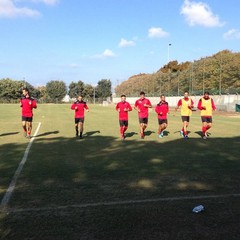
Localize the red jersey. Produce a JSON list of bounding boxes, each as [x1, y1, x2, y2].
[[20, 96, 37, 117], [155, 101, 169, 119], [71, 100, 89, 118], [135, 98, 152, 118], [116, 101, 132, 120]]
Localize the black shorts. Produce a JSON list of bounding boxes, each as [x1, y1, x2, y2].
[[119, 120, 128, 127], [75, 118, 84, 124], [158, 119, 168, 125], [181, 116, 190, 122], [22, 116, 33, 122], [201, 116, 212, 123], [139, 118, 148, 124]]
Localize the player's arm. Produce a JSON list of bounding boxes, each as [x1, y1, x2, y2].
[[211, 99, 217, 111], [32, 100, 37, 109], [197, 99, 205, 110], [144, 100, 152, 108], [187, 99, 194, 109], [85, 104, 89, 112], [71, 103, 78, 110], [127, 103, 132, 112], [134, 102, 140, 112]]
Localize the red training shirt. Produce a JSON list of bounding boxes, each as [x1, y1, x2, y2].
[[20, 96, 37, 117], [71, 100, 89, 118], [134, 98, 152, 118], [116, 101, 132, 120], [155, 101, 169, 119]]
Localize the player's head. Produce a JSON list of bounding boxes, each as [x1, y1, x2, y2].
[[184, 91, 189, 99], [204, 91, 210, 98], [121, 94, 126, 102], [22, 87, 29, 97], [77, 95, 83, 101], [140, 91, 145, 99], [160, 94, 165, 101]]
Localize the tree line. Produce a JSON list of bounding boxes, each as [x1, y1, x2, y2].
[[115, 50, 240, 97], [0, 79, 112, 103]]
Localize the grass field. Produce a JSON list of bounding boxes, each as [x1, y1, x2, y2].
[[0, 103, 240, 240]]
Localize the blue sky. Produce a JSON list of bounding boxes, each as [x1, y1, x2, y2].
[[0, 0, 239, 87]]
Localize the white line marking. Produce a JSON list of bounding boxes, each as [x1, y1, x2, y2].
[[0, 122, 42, 210], [4, 193, 240, 214]]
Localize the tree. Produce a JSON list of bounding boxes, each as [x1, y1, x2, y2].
[[68, 80, 85, 98], [82, 84, 94, 102], [96, 79, 112, 101], [0, 78, 22, 102], [46, 80, 67, 102]]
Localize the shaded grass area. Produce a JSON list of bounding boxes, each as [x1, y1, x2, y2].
[[0, 104, 240, 239], [1, 197, 240, 240]]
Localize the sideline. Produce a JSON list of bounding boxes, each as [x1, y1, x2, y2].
[[4, 192, 240, 214], [0, 122, 42, 210]]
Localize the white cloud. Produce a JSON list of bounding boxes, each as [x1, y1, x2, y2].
[[31, 0, 59, 5], [118, 38, 136, 48], [0, 0, 40, 18], [223, 29, 240, 40], [148, 27, 169, 38], [180, 0, 224, 27], [92, 49, 116, 59]]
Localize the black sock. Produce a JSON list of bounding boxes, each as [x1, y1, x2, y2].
[[80, 132, 82, 137], [75, 127, 79, 135]]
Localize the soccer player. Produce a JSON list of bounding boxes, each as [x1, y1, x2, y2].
[[71, 95, 89, 139], [116, 94, 132, 140], [20, 87, 37, 138], [175, 91, 194, 138], [197, 91, 216, 139], [155, 95, 169, 138], [134, 91, 152, 139]]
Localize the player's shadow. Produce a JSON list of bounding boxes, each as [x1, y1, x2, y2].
[[0, 132, 19, 137], [85, 130, 100, 137], [162, 130, 170, 136], [144, 131, 155, 136], [125, 132, 138, 139], [36, 131, 59, 137], [195, 131, 203, 137]]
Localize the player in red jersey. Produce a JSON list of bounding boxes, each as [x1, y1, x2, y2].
[[71, 95, 89, 138], [134, 91, 152, 139], [20, 87, 37, 138], [197, 91, 216, 139], [116, 94, 132, 140], [155, 95, 169, 138]]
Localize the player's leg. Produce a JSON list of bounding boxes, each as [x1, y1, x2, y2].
[[123, 121, 128, 136], [75, 119, 79, 137], [79, 121, 84, 138], [22, 118, 27, 137], [27, 121, 32, 137], [119, 120, 124, 139], [140, 123, 144, 138], [183, 120, 189, 137]]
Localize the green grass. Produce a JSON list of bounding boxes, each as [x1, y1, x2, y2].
[[0, 104, 240, 240]]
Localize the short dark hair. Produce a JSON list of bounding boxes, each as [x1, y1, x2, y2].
[[160, 94, 165, 98], [204, 91, 210, 95], [22, 87, 29, 92], [140, 91, 145, 95], [121, 94, 126, 98]]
